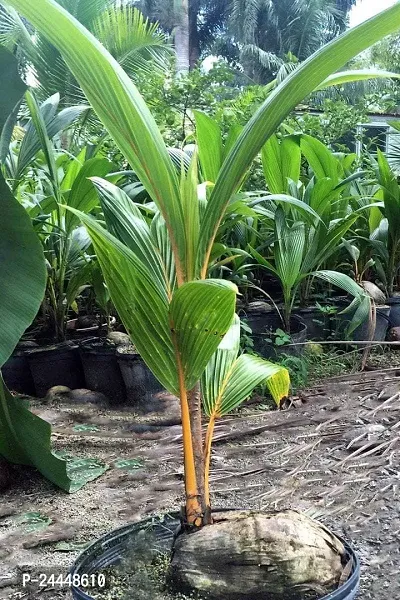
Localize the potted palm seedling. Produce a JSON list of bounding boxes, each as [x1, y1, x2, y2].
[[246, 133, 373, 354], [1, 92, 116, 396], [374, 150, 400, 326], [8, 0, 400, 597]]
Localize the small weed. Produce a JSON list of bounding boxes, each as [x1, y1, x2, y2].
[[265, 328, 291, 346], [240, 320, 254, 354], [275, 346, 362, 392]]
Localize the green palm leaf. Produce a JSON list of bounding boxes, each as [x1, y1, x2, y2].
[[262, 134, 301, 194], [180, 155, 200, 281], [7, 0, 187, 278], [275, 207, 305, 299], [151, 213, 176, 293], [266, 194, 322, 225], [91, 177, 173, 296], [313, 270, 371, 334], [202, 315, 241, 416], [92, 4, 172, 76], [15, 93, 87, 181], [315, 68, 400, 91], [65, 159, 113, 234], [170, 280, 237, 391], [219, 355, 289, 414], [194, 111, 223, 183], [202, 316, 290, 418], [300, 134, 340, 184], [68, 208, 179, 393], [67, 208, 237, 395]]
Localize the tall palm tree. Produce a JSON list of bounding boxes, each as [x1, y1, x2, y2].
[[0, 0, 172, 105], [134, 0, 357, 75], [229, 0, 345, 83], [135, 0, 228, 69]]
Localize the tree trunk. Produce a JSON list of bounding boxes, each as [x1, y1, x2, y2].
[[189, 0, 200, 69], [174, 0, 190, 74], [187, 383, 211, 524]]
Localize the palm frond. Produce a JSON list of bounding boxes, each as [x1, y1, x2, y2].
[[57, 0, 111, 26], [0, 3, 37, 62], [240, 44, 284, 72], [1, 1, 171, 105], [92, 5, 172, 76]]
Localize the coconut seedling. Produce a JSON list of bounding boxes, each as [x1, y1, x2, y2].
[[8, 0, 400, 597]]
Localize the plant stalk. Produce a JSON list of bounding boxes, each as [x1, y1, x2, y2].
[[171, 331, 204, 526], [187, 383, 211, 524], [203, 413, 215, 511]]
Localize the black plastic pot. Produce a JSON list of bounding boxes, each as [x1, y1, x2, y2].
[[252, 315, 308, 360], [293, 307, 332, 341], [116, 349, 163, 405], [79, 343, 126, 405], [1, 352, 36, 395], [27, 343, 85, 397], [353, 306, 390, 342], [70, 512, 360, 600], [388, 295, 400, 327], [333, 302, 390, 342], [242, 302, 277, 335]]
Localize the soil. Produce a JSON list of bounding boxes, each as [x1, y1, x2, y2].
[[0, 361, 399, 599]]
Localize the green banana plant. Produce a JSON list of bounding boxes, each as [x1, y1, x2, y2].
[[9, 0, 400, 525], [0, 47, 84, 493]]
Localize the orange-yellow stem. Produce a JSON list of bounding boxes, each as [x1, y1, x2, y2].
[[203, 414, 216, 509], [180, 385, 203, 524], [172, 330, 203, 525]]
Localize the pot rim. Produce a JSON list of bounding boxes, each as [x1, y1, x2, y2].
[[26, 342, 79, 357], [66, 316, 116, 332], [116, 348, 141, 360]]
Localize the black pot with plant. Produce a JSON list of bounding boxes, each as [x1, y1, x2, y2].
[[2, 348, 36, 396], [250, 313, 308, 359], [26, 341, 85, 398], [79, 339, 126, 405], [116, 345, 164, 406], [69, 511, 361, 600]]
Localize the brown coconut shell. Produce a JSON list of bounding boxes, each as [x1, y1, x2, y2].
[[168, 510, 346, 600]]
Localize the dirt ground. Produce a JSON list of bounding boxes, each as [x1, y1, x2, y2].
[[0, 365, 400, 600]]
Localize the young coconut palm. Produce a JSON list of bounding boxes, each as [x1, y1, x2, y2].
[[8, 0, 400, 530], [249, 134, 372, 333]]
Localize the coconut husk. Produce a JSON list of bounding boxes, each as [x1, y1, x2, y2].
[[361, 281, 386, 305], [168, 510, 346, 600]]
